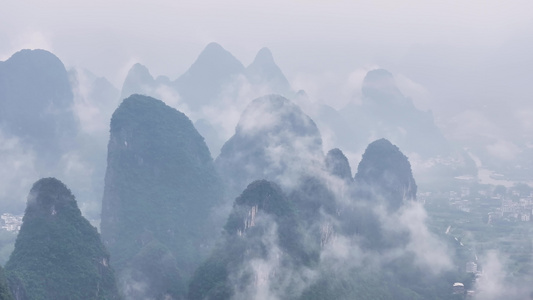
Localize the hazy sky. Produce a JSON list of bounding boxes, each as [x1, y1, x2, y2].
[[1, 0, 532, 118]]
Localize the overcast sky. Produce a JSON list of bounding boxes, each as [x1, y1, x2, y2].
[[1, 0, 532, 119]]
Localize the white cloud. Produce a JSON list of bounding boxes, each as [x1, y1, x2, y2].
[[474, 251, 533, 300], [486, 140, 521, 161], [444, 110, 500, 140], [395, 73, 432, 111], [0, 130, 39, 213], [397, 202, 452, 274], [290, 66, 378, 111], [0, 31, 54, 61]]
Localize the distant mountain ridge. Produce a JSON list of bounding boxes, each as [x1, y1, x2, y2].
[[0, 49, 78, 163], [119, 43, 293, 156], [174, 42, 246, 110], [120, 63, 156, 100], [0, 49, 84, 215], [121, 42, 291, 104], [245, 47, 291, 96], [341, 69, 450, 158]]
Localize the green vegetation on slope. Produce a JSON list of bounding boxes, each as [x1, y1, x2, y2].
[[101, 94, 223, 298], [0, 266, 13, 300], [189, 180, 309, 300], [5, 178, 119, 300], [355, 138, 417, 210]]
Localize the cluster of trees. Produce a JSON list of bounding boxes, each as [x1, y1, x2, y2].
[[3, 178, 119, 299]]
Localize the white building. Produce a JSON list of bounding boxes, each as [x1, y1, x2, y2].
[[1, 213, 23, 232]]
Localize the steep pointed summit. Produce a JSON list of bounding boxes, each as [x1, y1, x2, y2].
[[355, 139, 417, 210], [361, 69, 404, 104], [120, 63, 155, 99], [192, 42, 243, 71], [5, 178, 120, 300], [246, 47, 291, 95], [175, 42, 245, 109], [252, 47, 275, 65], [325, 148, 352, 181], [23, 178, 78, 215]]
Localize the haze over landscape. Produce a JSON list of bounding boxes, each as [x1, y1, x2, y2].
[[3, 0, 533, 170], [1, 1, 533, 299]]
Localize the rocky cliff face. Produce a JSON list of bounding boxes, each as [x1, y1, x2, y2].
[[5, 178, 119, 300], [216, 94, 324, 199], [354, 138, 417, 211], [100, 94, 223, 299], [189, 180, 307, 300], [225, 180, 295, 235]]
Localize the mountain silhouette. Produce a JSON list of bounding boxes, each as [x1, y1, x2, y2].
[[100, 94, 223, 299], [5, 178, 120, 300]]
